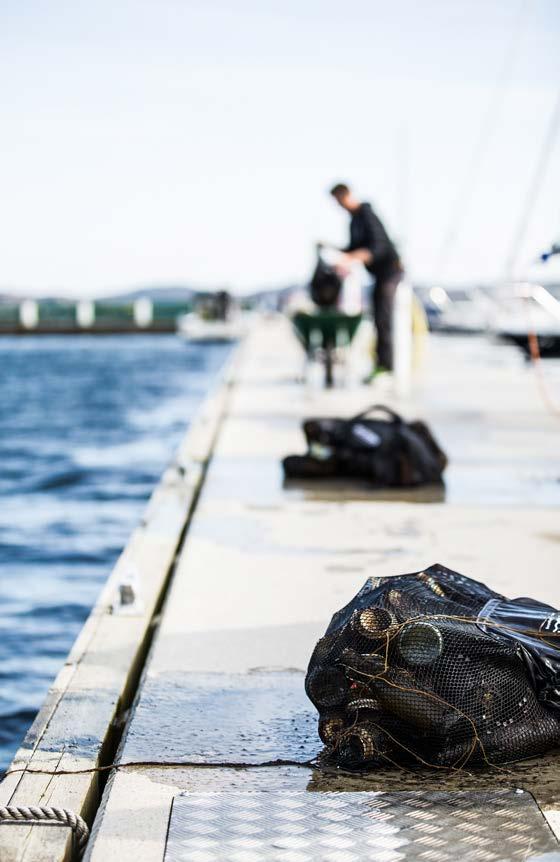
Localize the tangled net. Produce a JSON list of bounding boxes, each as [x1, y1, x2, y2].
[[306, 564, 560, 770]]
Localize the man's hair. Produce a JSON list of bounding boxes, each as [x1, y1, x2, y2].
[[330, 182, 350, 197]]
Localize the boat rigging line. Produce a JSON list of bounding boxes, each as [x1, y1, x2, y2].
[[434, 0, 528, 282], [505, 87, 560, 279]]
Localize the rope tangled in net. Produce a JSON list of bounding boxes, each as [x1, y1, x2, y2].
[[0, 805, 89, 860]]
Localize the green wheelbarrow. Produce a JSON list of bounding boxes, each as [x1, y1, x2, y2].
[[292, 310, 363, 388]]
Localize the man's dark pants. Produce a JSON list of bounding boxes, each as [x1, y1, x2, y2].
[[372, 270, 402, 371]]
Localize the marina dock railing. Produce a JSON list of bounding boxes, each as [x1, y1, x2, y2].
[[0, 299, 192, 334]]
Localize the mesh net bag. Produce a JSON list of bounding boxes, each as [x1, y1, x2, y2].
[[306, 564, 560, 769]]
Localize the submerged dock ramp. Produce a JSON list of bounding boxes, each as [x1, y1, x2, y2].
[[2, 315, 560, 861]]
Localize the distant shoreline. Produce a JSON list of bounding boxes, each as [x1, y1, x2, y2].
[[0, 323, 179, 335]]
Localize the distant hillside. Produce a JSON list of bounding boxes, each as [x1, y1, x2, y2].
[[109, 284, 301, 306], [0, 284, 298, 308], [0, 286, 198, 304], [103, 286, 197, 303], [245, 284, 300, 303]]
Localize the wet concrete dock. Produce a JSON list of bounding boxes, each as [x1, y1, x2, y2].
[[2, 315, 560, 860]]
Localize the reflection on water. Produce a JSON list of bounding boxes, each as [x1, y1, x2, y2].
[[0, 335, 230, 773]]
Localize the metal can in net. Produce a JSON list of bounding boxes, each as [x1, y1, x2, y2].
[[397, 621, 443, 666], [306, 667, 349, 708], [338, 723, 387, 766], [338, 647, 385, 679], [352, 606, 396, 640], [373, 667, 450, 732], [318, 711, 348, 745]]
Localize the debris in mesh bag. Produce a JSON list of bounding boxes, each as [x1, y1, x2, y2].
[[309, 256, 343, 308], [306, 564, 560, 770], [283, 405, 447, 487]]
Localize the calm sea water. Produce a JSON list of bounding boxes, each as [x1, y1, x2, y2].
[[0, 335, 230, 774]]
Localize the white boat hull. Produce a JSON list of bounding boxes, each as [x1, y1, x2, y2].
[[176, 313, 247, 344]]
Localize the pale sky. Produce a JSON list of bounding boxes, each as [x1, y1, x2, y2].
[[1, 0, 559, 297]]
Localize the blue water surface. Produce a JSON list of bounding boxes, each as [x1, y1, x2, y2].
[[0, 334, 230, 773]]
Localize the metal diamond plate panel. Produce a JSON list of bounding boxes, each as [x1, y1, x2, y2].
[[164, 790, 558, 862]]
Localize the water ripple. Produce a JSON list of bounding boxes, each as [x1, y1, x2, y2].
[[0, 334, 229, 773]]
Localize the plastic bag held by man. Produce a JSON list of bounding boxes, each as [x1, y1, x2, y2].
[[283, 405, 447, 487], [306, 564, 560, 769], [310, 257, 343, 308]]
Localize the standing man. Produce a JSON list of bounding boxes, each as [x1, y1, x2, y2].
[[330, 183, 403, 378]]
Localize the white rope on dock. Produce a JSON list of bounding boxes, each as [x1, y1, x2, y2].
[[0, 805, 89, 859]]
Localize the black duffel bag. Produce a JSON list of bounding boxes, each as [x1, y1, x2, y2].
[[283, 405, 447, 486]]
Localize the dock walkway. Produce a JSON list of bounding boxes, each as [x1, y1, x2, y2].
[[2, 315, 560, 861]]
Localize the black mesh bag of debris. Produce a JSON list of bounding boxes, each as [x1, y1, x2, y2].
[[283, 405, 447, 486], [306, 563, 560, 770], [310, 258, 342, 308]]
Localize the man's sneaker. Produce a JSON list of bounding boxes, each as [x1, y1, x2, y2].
[[362, 366, 391, 385]]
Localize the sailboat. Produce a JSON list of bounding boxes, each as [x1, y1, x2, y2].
[[491, 282, 560, 357]]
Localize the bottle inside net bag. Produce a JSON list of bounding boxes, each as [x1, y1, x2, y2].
[[305, 564, 560, 769]]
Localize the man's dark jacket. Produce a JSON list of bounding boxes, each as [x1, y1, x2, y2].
[[345, 202, 400, 282]]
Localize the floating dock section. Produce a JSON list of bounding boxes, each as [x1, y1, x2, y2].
[[2, 316, 560, 861]]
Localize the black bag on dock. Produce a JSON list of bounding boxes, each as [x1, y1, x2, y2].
[[283, 405, 447, 487], [306, 563, 560, 770]]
